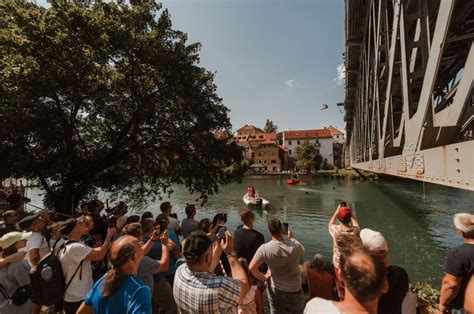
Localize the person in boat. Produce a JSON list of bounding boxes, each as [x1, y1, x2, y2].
[[251, 186, 256, 198], [247, 186, 254, 199]]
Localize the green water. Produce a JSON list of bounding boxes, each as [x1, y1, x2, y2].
[[27, 177, 474, 286]]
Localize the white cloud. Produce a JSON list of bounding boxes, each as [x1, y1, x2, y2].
[[334, 63, 345, 86], [284, 80, 295, 88]]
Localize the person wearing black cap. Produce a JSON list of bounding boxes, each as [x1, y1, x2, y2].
[[59, 216, 116, 314], [173, 231, 249, 313]]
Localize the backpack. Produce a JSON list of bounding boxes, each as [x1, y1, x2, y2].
[[0, 284, 32, 306], [29, 240, 83, 306]]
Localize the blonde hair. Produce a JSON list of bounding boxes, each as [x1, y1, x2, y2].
[[453, 213, 474, 239]]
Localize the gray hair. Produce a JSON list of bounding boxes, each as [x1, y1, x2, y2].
[[453, 213, 474, 239]]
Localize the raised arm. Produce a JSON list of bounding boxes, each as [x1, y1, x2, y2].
[[328, 205, 341, 233], [221, 231, 249, 302], [155, 231, 170, 273], [0, 252, 26, 268], [85, 227, 116, 261]]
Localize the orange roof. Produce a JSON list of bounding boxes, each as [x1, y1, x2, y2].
[[327, 126, 344, 136], [283, 129, 332, 140], [237, 124, 264, 132], [248, 132, 277, 142]]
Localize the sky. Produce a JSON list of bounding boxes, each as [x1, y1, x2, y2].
[[37, 0, 346, 132]]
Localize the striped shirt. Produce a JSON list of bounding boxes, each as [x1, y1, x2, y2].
[[173, 264, 241, 313]]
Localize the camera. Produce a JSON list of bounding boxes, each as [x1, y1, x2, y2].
[[107, 216, 117, 229], [218, 226, 226, 242], [282, 222, 289, 233]]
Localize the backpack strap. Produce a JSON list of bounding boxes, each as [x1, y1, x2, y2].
[[0, 284, 10, 300], [51, 238, 61, 252], [65, 260, 84, 293], [62, 240, 84, 294]]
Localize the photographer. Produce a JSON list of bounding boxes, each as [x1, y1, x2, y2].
[[59, 216, 116, 314]]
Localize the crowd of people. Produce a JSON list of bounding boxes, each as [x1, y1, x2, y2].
[[0, 197, 472, 314]]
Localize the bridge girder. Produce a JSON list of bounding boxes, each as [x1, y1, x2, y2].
[[345, 0, 474, 191]]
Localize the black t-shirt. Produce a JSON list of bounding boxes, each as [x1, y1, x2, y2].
[[378, 265, 409, 314], [90, 213, 107, 242], [444, 243, 474, 309], [233, 228, 265, 263], [0, 223, 17, 237]]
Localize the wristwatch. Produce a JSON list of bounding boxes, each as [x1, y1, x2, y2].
[[227, 252, 237, 258]]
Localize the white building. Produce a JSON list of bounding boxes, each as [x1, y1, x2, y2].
[[283, 129, 335, 165]]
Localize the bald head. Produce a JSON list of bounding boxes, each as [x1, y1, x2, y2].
[[340, 245, 387, 302], [110, 235, 144, 273]]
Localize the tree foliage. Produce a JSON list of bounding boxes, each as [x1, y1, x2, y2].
[[295, 141, 322, 171], [0, 0, 244, 214], [263, 119, 278, 133]]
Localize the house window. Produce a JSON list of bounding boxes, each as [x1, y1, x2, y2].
[[297, 140, 300, 145], [258, 153, 261, 156], [271, 160, 276, 163], [289, 141, 292, 145], [337, 135, 339, 139], [258, 160, 262, 164], [264, 160, 267, 164], [289, 150, 292, 155]]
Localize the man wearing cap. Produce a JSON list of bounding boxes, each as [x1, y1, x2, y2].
[[174, 231, 249, 313], [0, 231, 32, 314], [328, 203, 361, 300], [360, 228, 411, 314], [59, 216, 116, 314], [439, 212, 474, 313], [20, 214, 48, 268], [0, 210, 19, 237]]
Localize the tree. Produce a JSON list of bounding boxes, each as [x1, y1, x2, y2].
[[0, 0, 244, 214], [295, 141, 323, 172], [263, 119, 278, 133]]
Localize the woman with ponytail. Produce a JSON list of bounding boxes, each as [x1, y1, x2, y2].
[[77, 235, 151, 314]]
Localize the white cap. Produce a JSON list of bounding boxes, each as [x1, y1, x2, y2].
[[0, 231, 32, 249], [360, 228, 388, 252]]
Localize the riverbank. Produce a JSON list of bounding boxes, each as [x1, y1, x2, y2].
[[245, 169, 379, 180]]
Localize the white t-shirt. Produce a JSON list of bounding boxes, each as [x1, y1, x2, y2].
[[304, 298, 342, 313], [59, 242, 92, 302], [168, 216, 180, 233], [25, 232, 49, 267]]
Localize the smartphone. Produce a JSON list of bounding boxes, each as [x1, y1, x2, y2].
[[282, 222, 289, 233], [169, 213, 178, 219], [222, 213, 227, 222], [218, 226, 226, 242], [155, 219, 168, 235]]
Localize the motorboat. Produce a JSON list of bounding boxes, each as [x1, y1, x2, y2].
[[243, 194, 270, 209]]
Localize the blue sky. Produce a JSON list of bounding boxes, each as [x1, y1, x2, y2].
[[38, 0, 346, 132]]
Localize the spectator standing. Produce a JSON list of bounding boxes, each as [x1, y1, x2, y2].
[[173, 231, 249, 313], [234, 209, 265, 265], [304, 245, 388, 314], [88, 199, 107, 243], [59, 216, 116, 314], [328, 204, 361, 299], [142, 217, 177, 313], [0, 231, 32, 314], [121, 222, 170, 294], [0, 210, 19, 237], [180, 204, 199, 238], [160, 202, 180, 235], [439, 213, 474, 313], [360, 228, 410, 314], [77, 235, 152, 314], [20, 214, 48, 267], [234, 208, 265, 313], [249, 218, 305, 314]]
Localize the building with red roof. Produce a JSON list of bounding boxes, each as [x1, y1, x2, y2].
[[282, 127, 336, 165]]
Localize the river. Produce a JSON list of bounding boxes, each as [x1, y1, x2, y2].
[[26, 177, 474, 286]]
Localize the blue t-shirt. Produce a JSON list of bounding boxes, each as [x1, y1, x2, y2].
[[145, 228, 180, 281], [84, 274, 151, 314]]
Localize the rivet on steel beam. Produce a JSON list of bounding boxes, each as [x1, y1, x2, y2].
[[456, 158, 460, 162], [457, 169, 461, 173], [455, 148, 459, 152]]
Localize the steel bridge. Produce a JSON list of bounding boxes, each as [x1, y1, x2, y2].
[[344, 0, 474, 191]]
